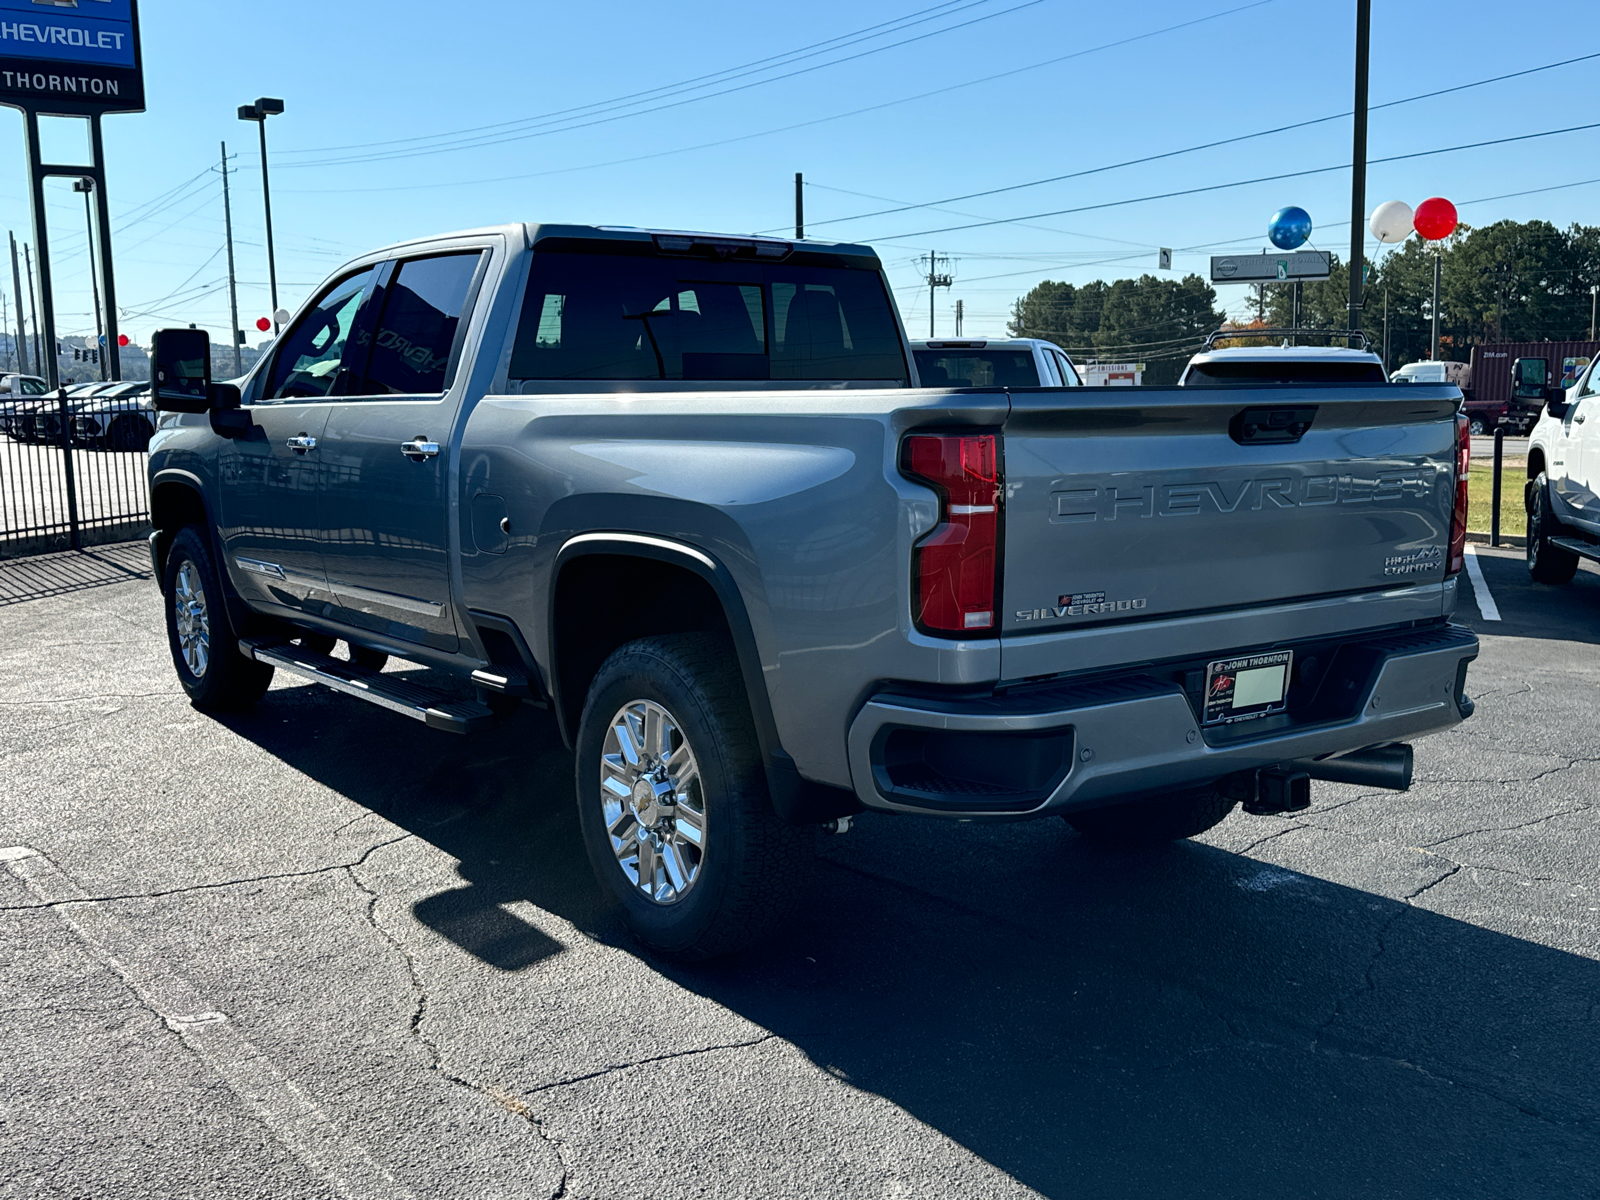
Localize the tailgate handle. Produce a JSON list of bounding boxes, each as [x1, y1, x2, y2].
[[1230, 406, 1317, 445]]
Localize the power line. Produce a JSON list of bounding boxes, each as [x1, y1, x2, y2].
[[791, 50, 1600, 234], [279, 0, 997, 159], [870, 121, 1600, 242], [278, 0, 1053, 170], [273, 1, 1272, 195]]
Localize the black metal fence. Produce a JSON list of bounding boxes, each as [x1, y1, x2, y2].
[[1, 383, 153, 558]]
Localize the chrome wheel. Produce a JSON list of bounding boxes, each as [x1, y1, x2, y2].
[[599, 699, 706, 904], [173, 560, 210, 678]]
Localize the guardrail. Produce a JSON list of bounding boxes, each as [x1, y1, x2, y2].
[[1, 386, 153, 558]]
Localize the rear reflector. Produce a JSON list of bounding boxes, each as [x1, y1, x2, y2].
[[902, 433, 1001, 635], [1448, 412, 1469, 576]]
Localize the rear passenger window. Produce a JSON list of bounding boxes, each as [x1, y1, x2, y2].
[[361, 252, 483, 395], [510, 251, 907, 384]]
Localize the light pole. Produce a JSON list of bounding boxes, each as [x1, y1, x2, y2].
[[238, 96, 285, 333], [72, 178, 105, 381], [1590, 284, 1596, 341]]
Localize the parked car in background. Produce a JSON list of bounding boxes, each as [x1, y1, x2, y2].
[[0, 373, 50, 440], [71, 380, 155, 451], [1391, 359, 1527, 435], [1179, 330, 1388, 386], [1525, 353, 1600, 583], [911, 337, 1080, 387]]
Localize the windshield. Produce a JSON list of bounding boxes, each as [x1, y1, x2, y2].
[[18, 378, 45, 395], [1184, 359, 1387, 386], [914, 349, 1039, 388]]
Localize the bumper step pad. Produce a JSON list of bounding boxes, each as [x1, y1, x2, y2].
[[240, 638, 496, 734]]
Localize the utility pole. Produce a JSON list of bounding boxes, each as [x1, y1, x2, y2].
[[955, 299, 963, 336], [1382, 286, 1390, 373], [921, 250, 952, 338], [220, 141, 243, 377], [1348, 0, 1371, 330], [9, 234, 27, 377], [72, 178, 105, 381], [1590, 283, 1596, 341], [794, 172, 803, 240], [23, 243, 40, 378], [1431, 252, 1441, 361], [1, 289, 8, 372]]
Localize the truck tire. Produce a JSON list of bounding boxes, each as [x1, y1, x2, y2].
[[1064, 787, 1236, 848], [1527, 473, 1579, 585], [163, 526, 275, 711], [1468, 416, 1487, 436], [575, 633, 812, 960]]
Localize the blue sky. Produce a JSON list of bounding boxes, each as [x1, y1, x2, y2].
[[0, 0, 1593, 354]]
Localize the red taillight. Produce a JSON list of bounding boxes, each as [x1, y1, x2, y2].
[[902, 433, 1001, 634], [1448, 412, 1469, 576]]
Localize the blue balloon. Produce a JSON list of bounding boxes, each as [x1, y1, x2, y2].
[[1268, 206, 1313, 250]]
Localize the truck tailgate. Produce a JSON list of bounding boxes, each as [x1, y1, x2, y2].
[[1000, 385, 1461, 638]]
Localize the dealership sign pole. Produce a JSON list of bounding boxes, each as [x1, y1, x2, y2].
[[0, 0, 144, 386]]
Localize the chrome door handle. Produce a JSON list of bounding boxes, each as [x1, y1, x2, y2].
[[400, 437, 440, 460], [1577, 414, 1587, 423], [286, 435, 317, 453]]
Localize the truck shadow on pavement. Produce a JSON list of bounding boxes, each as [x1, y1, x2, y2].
[[225, 683, 1600, 1199]]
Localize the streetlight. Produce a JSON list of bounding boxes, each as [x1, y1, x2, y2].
[[71, 177, 105, 380], [237, 96, 285, 334]]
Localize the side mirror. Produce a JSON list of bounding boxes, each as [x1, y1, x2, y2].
[[1511, 356, 1549, 402], [151, 327, 213, 413], [1546, 386, 1571, 419]]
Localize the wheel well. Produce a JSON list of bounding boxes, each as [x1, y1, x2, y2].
[[149, 482, 208, 583], [1527, 447, 1545, 480], [552, 554, 735, 738]]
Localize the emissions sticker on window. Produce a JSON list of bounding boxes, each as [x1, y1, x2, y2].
[[1203, 650, 1293, 726]]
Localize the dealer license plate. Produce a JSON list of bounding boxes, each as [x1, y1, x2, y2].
[[1203, 650, 1293, 726]]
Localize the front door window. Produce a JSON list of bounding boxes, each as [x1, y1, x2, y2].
[[263, 267, 378, 401]]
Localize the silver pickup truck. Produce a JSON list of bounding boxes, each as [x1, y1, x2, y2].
[[146, 223, 1478, 958]]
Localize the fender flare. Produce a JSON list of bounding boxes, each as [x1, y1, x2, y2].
[[549, 532, 859, 825]]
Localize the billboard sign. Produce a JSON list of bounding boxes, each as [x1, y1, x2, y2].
[[0, 0, 143, 115], [1210, 251, 1331, 284]]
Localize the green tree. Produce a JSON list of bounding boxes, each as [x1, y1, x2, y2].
[[1009, 273, 1224, 385]]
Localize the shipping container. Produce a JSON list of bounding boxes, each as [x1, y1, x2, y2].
[[1467, 340, 1600, 405]]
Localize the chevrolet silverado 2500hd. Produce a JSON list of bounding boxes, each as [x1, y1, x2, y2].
[[146, 223, 1479, 958]]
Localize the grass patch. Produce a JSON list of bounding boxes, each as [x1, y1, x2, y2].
[[1467, 457, 1525, 535]]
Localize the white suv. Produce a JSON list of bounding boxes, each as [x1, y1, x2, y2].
[[1526, 354, 1600, 583], [1179, 333, 1387, 386], [911, 337, 1080, 388]]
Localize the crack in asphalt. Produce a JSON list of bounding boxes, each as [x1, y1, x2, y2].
[[0, 690, 182, 706], [522, 1032, 781, 1097], [1236, 823, 1304, 855], [344, 846, 572, 1200], [1422, 803, 1596, 850], [0, 835, 414, 912]]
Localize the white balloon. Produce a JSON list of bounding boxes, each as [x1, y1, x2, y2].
[[1369, 200, 1414, 244], [272, 308, 291, 326]]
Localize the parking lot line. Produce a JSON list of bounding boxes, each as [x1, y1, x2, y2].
[[1463, 545, 1502, 622], [0, 846, 414, 1200]]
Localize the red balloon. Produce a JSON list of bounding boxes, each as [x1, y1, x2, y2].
[[1414, 196, 1458, 241], [116, 333, 129, 347], [256, 316, 271, 332]]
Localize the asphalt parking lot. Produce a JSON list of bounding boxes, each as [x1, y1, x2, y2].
[[2, 543, 1597, 1198]]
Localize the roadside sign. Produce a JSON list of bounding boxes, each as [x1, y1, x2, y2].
[[1158, 247, 1172, 270], [0, 0, 144, 115], [1211, 251, 1331, 284]]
